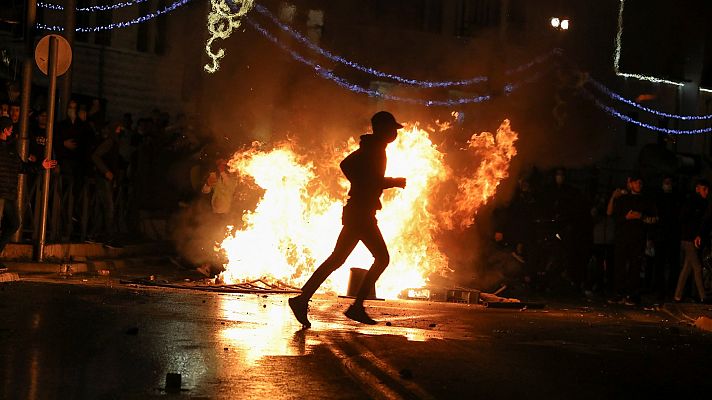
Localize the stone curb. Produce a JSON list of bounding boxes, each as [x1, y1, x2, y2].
[[0, 272, 20, 282], [3, 255, 174, 276]]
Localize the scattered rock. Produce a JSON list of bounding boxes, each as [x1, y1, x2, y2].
[[386, 321, 392, 326], [263, 305, 267, 308], [224, 347, 228, 351]]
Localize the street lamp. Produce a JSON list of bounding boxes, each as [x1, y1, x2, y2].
[[550, 17, 570, 31]]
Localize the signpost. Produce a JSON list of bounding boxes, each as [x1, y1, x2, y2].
[[34, 34, 72, 261]]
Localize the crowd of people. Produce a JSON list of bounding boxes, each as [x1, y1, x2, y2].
[[491, 167, 712, 306], [0, 79, 237, 262]]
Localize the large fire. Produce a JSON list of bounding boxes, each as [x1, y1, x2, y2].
[[218, 119, 518, 299]]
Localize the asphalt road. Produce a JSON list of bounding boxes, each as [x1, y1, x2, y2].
[[1, 278, 711, 399]]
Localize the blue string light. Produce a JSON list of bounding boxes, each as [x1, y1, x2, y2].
[[587, 78, 712, 120], [38, 0, 150, 12], [37, 0, 192, 32], [582, 88, 712, 135], [248, 18, 497, 106], [250, 2, 556, 89]]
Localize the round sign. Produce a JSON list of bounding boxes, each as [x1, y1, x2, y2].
[[35, 34, 72, 76]]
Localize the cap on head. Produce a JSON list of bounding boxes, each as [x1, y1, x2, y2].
[[371, 111, 403, 131]]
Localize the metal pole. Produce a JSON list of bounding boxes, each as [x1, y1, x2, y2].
[[12, 0, 37, 242], [36, 36, 59, 262], [59, 0, 75, 117]]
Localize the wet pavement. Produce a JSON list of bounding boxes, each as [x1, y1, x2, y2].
[[2, 274, 712, 399]]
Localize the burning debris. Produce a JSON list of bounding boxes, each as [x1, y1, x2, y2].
[[216, 119, 518, 299]]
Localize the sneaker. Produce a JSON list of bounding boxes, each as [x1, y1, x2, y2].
[[344, 304, 377, 325], [288, 296, 311, 328]]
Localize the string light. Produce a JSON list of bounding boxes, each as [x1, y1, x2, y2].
[[587, 78, 712, 120], [253, 3, 557, 88], [582, 88, 712, 135], [244, 19, 558, 106], [37, 0, 193, 32], [38, 0, 150, 12], [204, 0, 254, 73], [614, 0, 686, 87]]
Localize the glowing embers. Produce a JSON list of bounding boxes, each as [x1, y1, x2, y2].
[[217, 120, 518, 299]]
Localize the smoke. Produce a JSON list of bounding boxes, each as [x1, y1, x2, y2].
[[177, 0, 614, 290]]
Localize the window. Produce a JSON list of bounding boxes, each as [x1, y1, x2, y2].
[[456, 0, 501, 37]]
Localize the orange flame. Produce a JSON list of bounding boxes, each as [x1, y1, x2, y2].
[[218, 119, 518, 298]]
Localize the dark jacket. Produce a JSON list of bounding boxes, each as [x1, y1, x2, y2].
[[612, 192, 657, 242], [0, 139, 37, 200], [679, 193, 711, 242], [92, 134, 122, 177], [339, 134, 400, 216]]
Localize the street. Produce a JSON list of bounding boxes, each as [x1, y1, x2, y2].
[[2, 277, 712, 399]]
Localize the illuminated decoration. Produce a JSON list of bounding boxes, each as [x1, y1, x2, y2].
[[255, 3, 556, 88], [38, 0, 149, 12], [204, 0, 254, 73], [550, 17, 560, 28], [613, 0, 685, 87], [37, 0, 193, 32], [249, 17, 554, 105], [248, 19, 494, 106], [588, 78, 712, 120], [583, 88, 712, 135], [560, 19, 569, 30]]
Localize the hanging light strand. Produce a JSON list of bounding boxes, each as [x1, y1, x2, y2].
[[38, 0, 150, 12], [587, 78, 712, 120], [37, 0, 193, 32], [581, 88, 712, 135], [252, 2, 557, 89], [244, 19, 565, 106]]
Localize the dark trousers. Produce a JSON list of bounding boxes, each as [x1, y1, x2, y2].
[[614, 235, 646, 296], [300, 210, 389, 304], [0, 199, 21, 254]]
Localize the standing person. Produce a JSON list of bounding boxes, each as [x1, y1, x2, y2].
[[0, 117, 56, 268], [674, 179, 711, 303], [91, 121, 126, 247], [610, 173, 657, 305], [289, 111, 407, 328], [652, 175, 681, 301], [53, 99, 94, 240]]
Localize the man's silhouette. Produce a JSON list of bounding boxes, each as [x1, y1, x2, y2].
[[289, 111, 407, 327]]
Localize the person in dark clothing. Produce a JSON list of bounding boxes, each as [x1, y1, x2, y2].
[[652, 176, 681, 300], [673, 179, 712, 303], [609, 173, 658, 305], [90, 121, 127, 246], [0, 117, 56, 267], [53, 99, 94, 240], [289, 111, 407, 328]]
